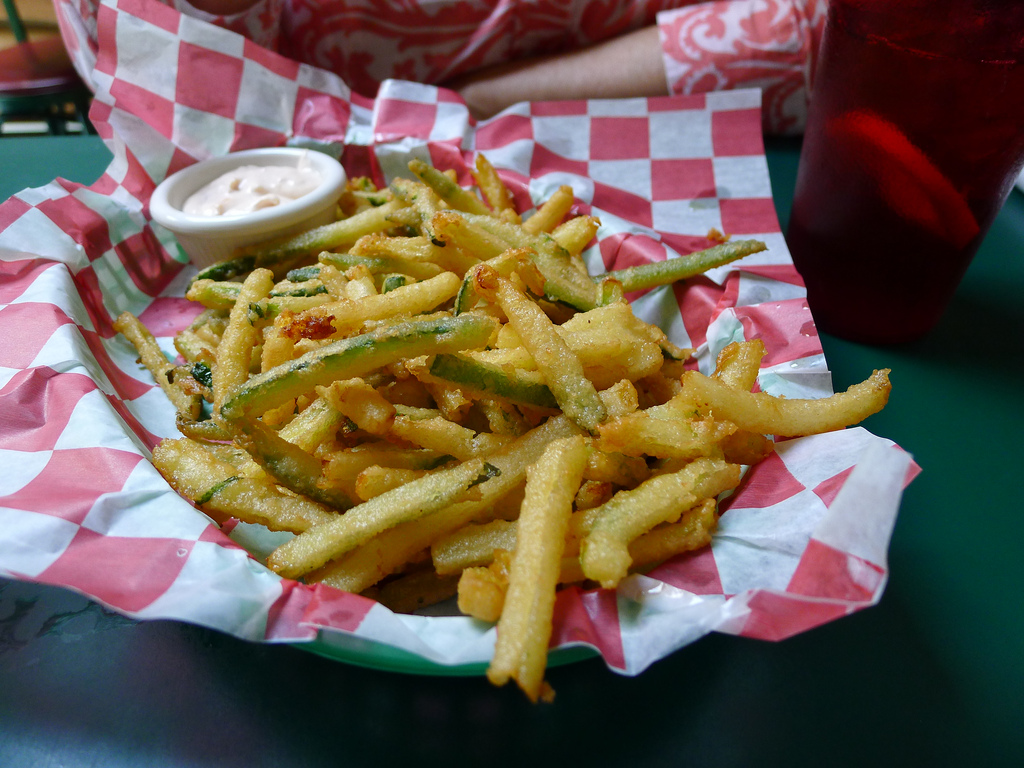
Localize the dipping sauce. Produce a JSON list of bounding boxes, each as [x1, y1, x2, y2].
[[183, 154, 323, 217]]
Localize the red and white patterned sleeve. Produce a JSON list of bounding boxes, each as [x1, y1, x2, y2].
[[657, 0, 828, 135]]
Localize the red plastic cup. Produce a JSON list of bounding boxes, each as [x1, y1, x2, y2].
[[786, 0, 1024, 344]]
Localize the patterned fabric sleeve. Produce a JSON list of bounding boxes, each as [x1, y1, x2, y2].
[[55, 0, 827, 135], [657, 0, 828, 135]]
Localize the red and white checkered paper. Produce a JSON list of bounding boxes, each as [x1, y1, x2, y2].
[[1, 0, 917, 675]]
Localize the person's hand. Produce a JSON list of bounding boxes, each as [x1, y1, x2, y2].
[[444, 26, 668, 120]]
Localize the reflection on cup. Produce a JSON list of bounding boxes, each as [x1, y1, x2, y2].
[[787, 0, 1024, 344]]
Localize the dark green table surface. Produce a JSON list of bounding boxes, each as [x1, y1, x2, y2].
[[1, 135, 1022, 767]]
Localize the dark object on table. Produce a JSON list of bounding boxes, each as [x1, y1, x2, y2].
[[1, 0, 92, 134]]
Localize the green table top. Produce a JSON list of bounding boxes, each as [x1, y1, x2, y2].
[[1, 135, 1022, 767]]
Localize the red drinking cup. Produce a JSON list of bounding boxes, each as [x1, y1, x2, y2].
[[786, 0, 1024, 344]]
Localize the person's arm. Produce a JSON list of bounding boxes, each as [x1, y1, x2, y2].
[[445, 26, 668, 120], [186, 0, 261, 13]]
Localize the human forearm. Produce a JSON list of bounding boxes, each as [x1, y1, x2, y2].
[[447, 26, 668, 120], [187, 0, 261, 14]]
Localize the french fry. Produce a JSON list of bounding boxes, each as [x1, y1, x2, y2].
[[429, 210, 511, 260], [318, 378, 396, 435], [471, 154, 518, 220], [423, 380, 474, 422], [267, 457, 496, 579], [464, 213, 600, 310], [551, 214, 600, 258], [473, 265, 607, 433], [718, 430, 776, 465], [574, 479, 615, 510], [522, 185, 575, 234], [343, 267, 379, 298], [371, 568, 461, 614], [320, 445, 446, 502], [116, 150, 895, 704], [452, 247, 543, 315], [582, 450, 651, 487], [354, 465, 429, 500], [311, 264, 350, 298], [477, 397, 530, 436], [213, 268, 275, 416], [389, 176, 443, 225], [679, 368, 892, 437], [432, 518, 518, 575], [153, 438, 338, 532], [174, 308, 224, 363], [597, 378, 641, 417], [712, 339, 766, 392], [408, 158, 492, 216], [357, 232, 481, 276], [626, 498, 719, 569], [279, 270, 462, 340], [310, 415, 583, 592], [389, 413, 512, 460], [259, 328, 299, 426], [457, 552, 511, 623], [556, 302, 666, 389], [441, 494, 719, 597], [307, 509, 477, 595], [114, 311, 202, 420], [579, 457, 742, 588], [487, 436, 588, 701], [596, 412, 737, 460]]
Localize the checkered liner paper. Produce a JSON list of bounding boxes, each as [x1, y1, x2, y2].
[[1, 0, 917, 675]]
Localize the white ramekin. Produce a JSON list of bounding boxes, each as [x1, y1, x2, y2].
[[149, 147, 347, 269]]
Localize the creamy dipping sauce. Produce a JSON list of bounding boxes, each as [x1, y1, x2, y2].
[[183, 155, 323, 217]]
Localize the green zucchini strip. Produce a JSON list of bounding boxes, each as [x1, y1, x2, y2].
[[462, 212, 599, 311], [318, 251, 443, 280], [153, 438, 338, 533], [233, 417, 352, 511], [190, 199, 407, 285], [220, 313, 499, 422], [597, 239, 766, 294], [408, 159, 491, 216], [267, 457, 498, 578], [186, 279, 329, 310], [429, 353, 558, 410]]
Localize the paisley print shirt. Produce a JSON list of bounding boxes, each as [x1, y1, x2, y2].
[[58, 0, 826, 134]]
